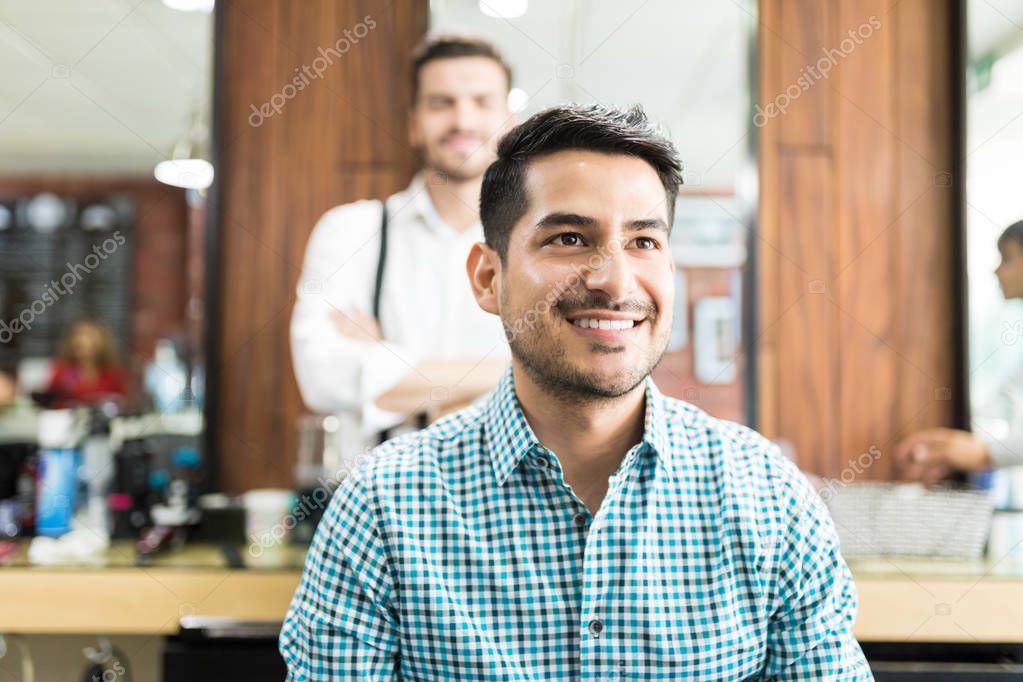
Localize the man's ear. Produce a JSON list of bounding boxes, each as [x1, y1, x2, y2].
[[466, 242, 501, 316]]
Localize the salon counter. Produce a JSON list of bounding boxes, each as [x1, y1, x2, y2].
[[3, 542, 1023, 642], [0, 542, 305, 635], [850, 554, 1023, 642]]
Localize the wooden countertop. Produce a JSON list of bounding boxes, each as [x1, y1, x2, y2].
[[4, 542, 1023, 641], [850, 555, 1023, 642], [0, 542, 305, 635]]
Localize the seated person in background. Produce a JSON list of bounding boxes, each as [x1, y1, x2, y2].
[[45, 319, 126, 409], [0, 368, 37, 442], [897, 219, 1023, 482], [280, 103, 870, 680], [0, 370, 16, 409]]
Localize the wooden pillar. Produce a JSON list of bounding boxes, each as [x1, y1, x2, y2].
[[212, 1, 427, 493], [756, 0, 957, 479]]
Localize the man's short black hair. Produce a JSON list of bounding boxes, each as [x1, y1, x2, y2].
[[410, 33, 512, 105], [998, 220, 1023, 251], [479, 103, 683, 262]]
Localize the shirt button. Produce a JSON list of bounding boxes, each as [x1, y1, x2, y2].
[[588, 619, 604, 638], [572, 513, 587, 528]]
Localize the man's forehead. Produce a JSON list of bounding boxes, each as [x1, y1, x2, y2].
[[527, 150, 663, 182], [418, 57, 508, 90], [523, 151, 669, 214]]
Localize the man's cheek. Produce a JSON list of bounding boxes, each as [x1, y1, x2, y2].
[[654, 276, 676, 322]]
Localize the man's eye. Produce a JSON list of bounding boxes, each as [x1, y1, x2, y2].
[[634, 236, 659, 250], [551, 233, 584, 247]]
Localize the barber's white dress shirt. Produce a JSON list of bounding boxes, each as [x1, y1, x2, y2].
[[290, 173, 509, 442]]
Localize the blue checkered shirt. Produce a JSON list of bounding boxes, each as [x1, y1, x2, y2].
[[280, 365, 871, 680]]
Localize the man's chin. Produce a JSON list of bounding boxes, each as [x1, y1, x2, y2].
[[426, 155, 491, 183], [556, 361, 649, 398]]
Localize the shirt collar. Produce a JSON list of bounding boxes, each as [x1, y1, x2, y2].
[[484, 364, 676, 486], [403, 172, 481, 239]]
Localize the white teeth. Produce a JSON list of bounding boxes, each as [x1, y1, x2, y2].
[[570, 318, 636, 330]]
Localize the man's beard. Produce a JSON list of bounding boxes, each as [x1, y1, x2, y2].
[[501, 290, 666, 405], [423, 136, 493, 183]]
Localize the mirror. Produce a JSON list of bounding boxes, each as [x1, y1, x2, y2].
[[0, 0, 214, 537], [965, 1, 1023, 500], [428, 0, 758, 423]]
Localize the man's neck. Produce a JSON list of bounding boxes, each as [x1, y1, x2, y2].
[[511, 362, 647, 512], [423, 168, 482, 233]]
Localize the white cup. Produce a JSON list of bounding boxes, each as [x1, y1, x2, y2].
[[243, 489, 296, 563]]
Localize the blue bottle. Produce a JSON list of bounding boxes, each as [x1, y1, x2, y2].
[[36, 448, 78, 537], [35, 409, 82, 537]]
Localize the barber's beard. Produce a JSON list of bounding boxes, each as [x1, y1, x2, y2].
[[423, 144, 493, 184]]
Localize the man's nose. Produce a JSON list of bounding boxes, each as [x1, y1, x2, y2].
[[582, 247, 634, 300], [452, 99, 480, 131]]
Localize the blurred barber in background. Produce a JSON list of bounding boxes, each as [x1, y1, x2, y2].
[[291, 33, 515, 446]]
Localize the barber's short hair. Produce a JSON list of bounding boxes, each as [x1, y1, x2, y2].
[[480, 103, 684, 262], [410, 33, 512, 104], [998, 219, 1023, 251]]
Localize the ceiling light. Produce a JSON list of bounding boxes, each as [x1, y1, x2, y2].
[[479, 0, 527, 19], [162, 0, 215, 12], [155, 111, 214, 190], [507, 87, 529, 113]]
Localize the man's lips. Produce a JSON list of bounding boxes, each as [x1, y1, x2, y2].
[[563, 312, 647, 340], [443, 135, 482, 150]]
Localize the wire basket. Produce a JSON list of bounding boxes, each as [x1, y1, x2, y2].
[[824, 482, 994, 559]]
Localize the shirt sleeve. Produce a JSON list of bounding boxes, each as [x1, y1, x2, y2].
[[279, 465, 400, 681], [762, 458, 873, 681], [981, 431, 1023, 468], [973, 372, 1023, 467], [290, 202, 422, 415]]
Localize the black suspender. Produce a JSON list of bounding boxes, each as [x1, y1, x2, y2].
[[372, 202, 388, 326], [370, 200, 428, 444], [372, 203, 394, 443]]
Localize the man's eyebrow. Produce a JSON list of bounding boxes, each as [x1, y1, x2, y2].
[[628, 218, 669, 232], [534, 213, 669, 232], [424, 91, 499, 102], [534, 213, 598, 230]]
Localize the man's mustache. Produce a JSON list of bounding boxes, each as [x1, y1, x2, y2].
[[441, 130, 484, 143], [554, 295, 657, 319]]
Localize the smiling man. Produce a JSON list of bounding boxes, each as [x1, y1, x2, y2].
[[280, 104, 872, 680]]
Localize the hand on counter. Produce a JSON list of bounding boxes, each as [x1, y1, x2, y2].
[[895, 427, 992, 485]]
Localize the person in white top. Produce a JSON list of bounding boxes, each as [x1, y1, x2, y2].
[[291, 33, 516, 443], [896, 219, 1023, 482]]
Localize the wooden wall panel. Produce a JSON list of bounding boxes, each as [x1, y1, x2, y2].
[[833, 0, 898, 479], [776, 153, 838, 469], [777, 0, 833, 148], [891, 0, 957, 465], [757, 0, 956, 479], [214, 1, 427, 493]]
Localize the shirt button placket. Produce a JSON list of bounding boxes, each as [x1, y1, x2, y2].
[[529, 451, 549, 471]]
